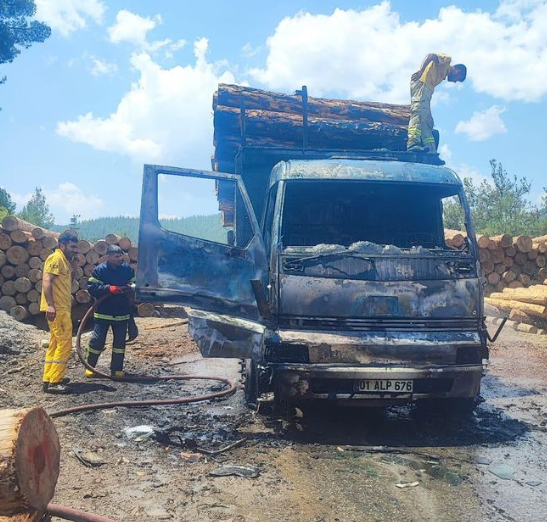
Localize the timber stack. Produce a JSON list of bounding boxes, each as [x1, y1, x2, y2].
[[212, 83, 411, 173], [0, 216, 139, 324]]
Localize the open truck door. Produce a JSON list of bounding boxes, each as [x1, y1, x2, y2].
[[136, 165, 270, 358]]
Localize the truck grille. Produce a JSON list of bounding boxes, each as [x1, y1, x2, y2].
[[278, 316, 481, 332]]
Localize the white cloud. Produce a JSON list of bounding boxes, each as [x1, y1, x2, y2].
[[89, 57, 118, 77], [455, 106, 508, 141], [251, 1, 547, 103], [108, 10, 161, 48], [56, 38, 236, 167], [241, 43, 261, 58], [438, 144, 452, 164], [35, 0, 105, 36], [45, 183, 104, 221]]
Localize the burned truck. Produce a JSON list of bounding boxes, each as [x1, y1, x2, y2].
[[137, 84, 488, 411]]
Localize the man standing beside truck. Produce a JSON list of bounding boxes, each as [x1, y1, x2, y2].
[[407, 53, 467, 153], [41, 232, 79, 394], [86, 245, 135, 378]]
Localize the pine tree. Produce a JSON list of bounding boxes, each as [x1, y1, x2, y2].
[[19, 187, 54, 228]]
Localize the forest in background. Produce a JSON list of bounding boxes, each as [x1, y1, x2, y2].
[[52, 214, 227, 244]]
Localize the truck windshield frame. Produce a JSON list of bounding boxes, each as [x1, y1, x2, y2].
[[279, 179, 473, 254]]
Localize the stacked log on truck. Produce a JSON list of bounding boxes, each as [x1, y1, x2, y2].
[[212, 84, 412, 173], [0, 216, 139, 323]]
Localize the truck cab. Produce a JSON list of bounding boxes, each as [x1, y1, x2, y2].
[[137, 154, 487, 411]]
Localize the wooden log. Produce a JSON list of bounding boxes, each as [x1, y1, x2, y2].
[[9, 230, 30, 245], [1, 216, 58, 238], [487, 239, 498, 250], [528, 250, 538, 260], [507, 281, 524, 289], [523, 261, 538, 276], [494, 263, 506, 275], [38, 249, 53, 262], [515, 235, 533, 253], [490, 292, 547, 306], [444, 229, 465, 248], [73, 254, 86, 268], [34, 280, 42, 293], [518, 273, 531, 286], [0, 295, 16, 311], [485, 297, 547, 318], [14, 264, 29, 279], [93, 240, 107, 255], [1, 281, 17, 296], [214, 105, 409, 152], [27, 269, 42, 284], [516, 323, 538, 334], [105, 234, 120, 246], [71, 279, 79, 294], [41, 237, 57, 250], [13, 278, 32, 294], [28, 302, 40, 315], [503, 256, 514, 268], [0, 407, 60, 517], [28, 257, 42, 270], [214, 83, 411, 125], [538, 267, 547, 281], [75, 289, 91, 304], [514, 252, 528, 266], [85, 251, 100, 265], [6, 246, 29, 266], [74, 267, 83, 280], [119, 237, 132, 251], [83, 264, 95, 277], [487, 272, 501, 285], [26, 290, 40, 303], [14, 293, 28, 306], [491, 234, 513, 248], [0, 274, 3, 287], [137, 302, 156, 317], [0, 233, 12, 250], [479, 249, 491, 263], [26, 240, 42, 257], [476, 234, 490, 249], [78, 277, 89, 290], [76, 240, 91, 255], [1, 265, 15, 280], [0, 251, 5, 269], [536, 255, 546, 268], [128, 247, 138, 262], [490, 249, 505, 264], [481, 260, 494, 274], [502, 271, 516, 283], [504, 245, 517, 257], [533, 241, 547, 254]]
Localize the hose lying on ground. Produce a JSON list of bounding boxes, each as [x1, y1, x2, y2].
[[49, 296, 237, 418], [47, 503, 117, 522]]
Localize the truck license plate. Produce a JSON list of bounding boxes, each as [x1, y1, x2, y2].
[[355, 379, 414, 393]]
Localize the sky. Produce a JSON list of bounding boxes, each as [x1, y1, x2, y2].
[[1, 0, 546, 224]]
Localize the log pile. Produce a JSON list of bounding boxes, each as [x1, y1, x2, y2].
[[212, 83, 411, 173], [445, 231, 547, 295], [0, 217, 138, 324]]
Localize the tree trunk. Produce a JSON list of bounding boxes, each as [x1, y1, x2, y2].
[[93, 240, 107, 256], [137, 302, 156, 317], [0, 296, 16, 312], [75, 290, 91, 304], [214, 83, 410, 125], [0, 233, 12, 250], [9, 306, 28, 322], [76, 240, 91, 255], [13, 278, 32, 294], [26, 241, 42, 257], [6, 247, 29, 266], [486, 297, 547, 318], [9, 231, 30, 245], [119, 237, 132, 251], [105, 234, 120, 246], [14, 264, 30, 279], [1, 265, 16, 280], [515, 235, 533, 253], [491, 234, 513, 248], [40, 237, 57, 251], [476, 234, 490, 249], [28, 269, 43, 284], [0, 408, 60, 517]]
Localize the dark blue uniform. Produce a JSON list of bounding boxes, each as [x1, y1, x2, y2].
[[87, 262, 135, 372]]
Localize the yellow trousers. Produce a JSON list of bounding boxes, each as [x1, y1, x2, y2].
[[43, 310, 73, 384]]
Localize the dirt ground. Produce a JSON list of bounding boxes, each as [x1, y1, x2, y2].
[[1, 311, 547, 522]]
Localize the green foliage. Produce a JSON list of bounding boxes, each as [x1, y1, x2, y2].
[[19, 187, 54, 228], [0, 186, 16, 213], [53, 214, 228, 245], [0, 206, 8, 221], [444, 160, 547, 236], [0, 0, 51, 86]]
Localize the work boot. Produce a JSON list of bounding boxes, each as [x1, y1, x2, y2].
[[46, 383, 73, 394], [42, 377, 71, 392], [85, 369, 100, 378], [407, 145, 428, 153], [111, 370, 126, 379]]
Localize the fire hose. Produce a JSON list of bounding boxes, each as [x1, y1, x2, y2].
[[45, 295, 237, 521]]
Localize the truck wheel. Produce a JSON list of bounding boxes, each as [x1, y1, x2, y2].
[[243, 358, 259, 410]]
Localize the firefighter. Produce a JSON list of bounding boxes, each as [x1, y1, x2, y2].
[[407, 53, 467, 153], [41, 232, 79, 394], [86, 245, 136, 378]]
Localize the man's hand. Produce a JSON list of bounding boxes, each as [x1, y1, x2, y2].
[[46, 305, 56, 322], [109, 285, 132, 294]]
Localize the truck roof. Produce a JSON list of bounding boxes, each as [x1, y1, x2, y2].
[[269, 159, 462, 188]]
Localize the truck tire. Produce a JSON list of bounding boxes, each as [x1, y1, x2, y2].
[[243, 358, 259, 410]]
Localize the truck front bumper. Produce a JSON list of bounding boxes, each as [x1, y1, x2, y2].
[[273, 363, 484, 402]]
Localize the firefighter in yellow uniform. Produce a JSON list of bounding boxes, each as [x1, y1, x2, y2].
[[407, 53, 467, 153], [40, 232, 79, 394]]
